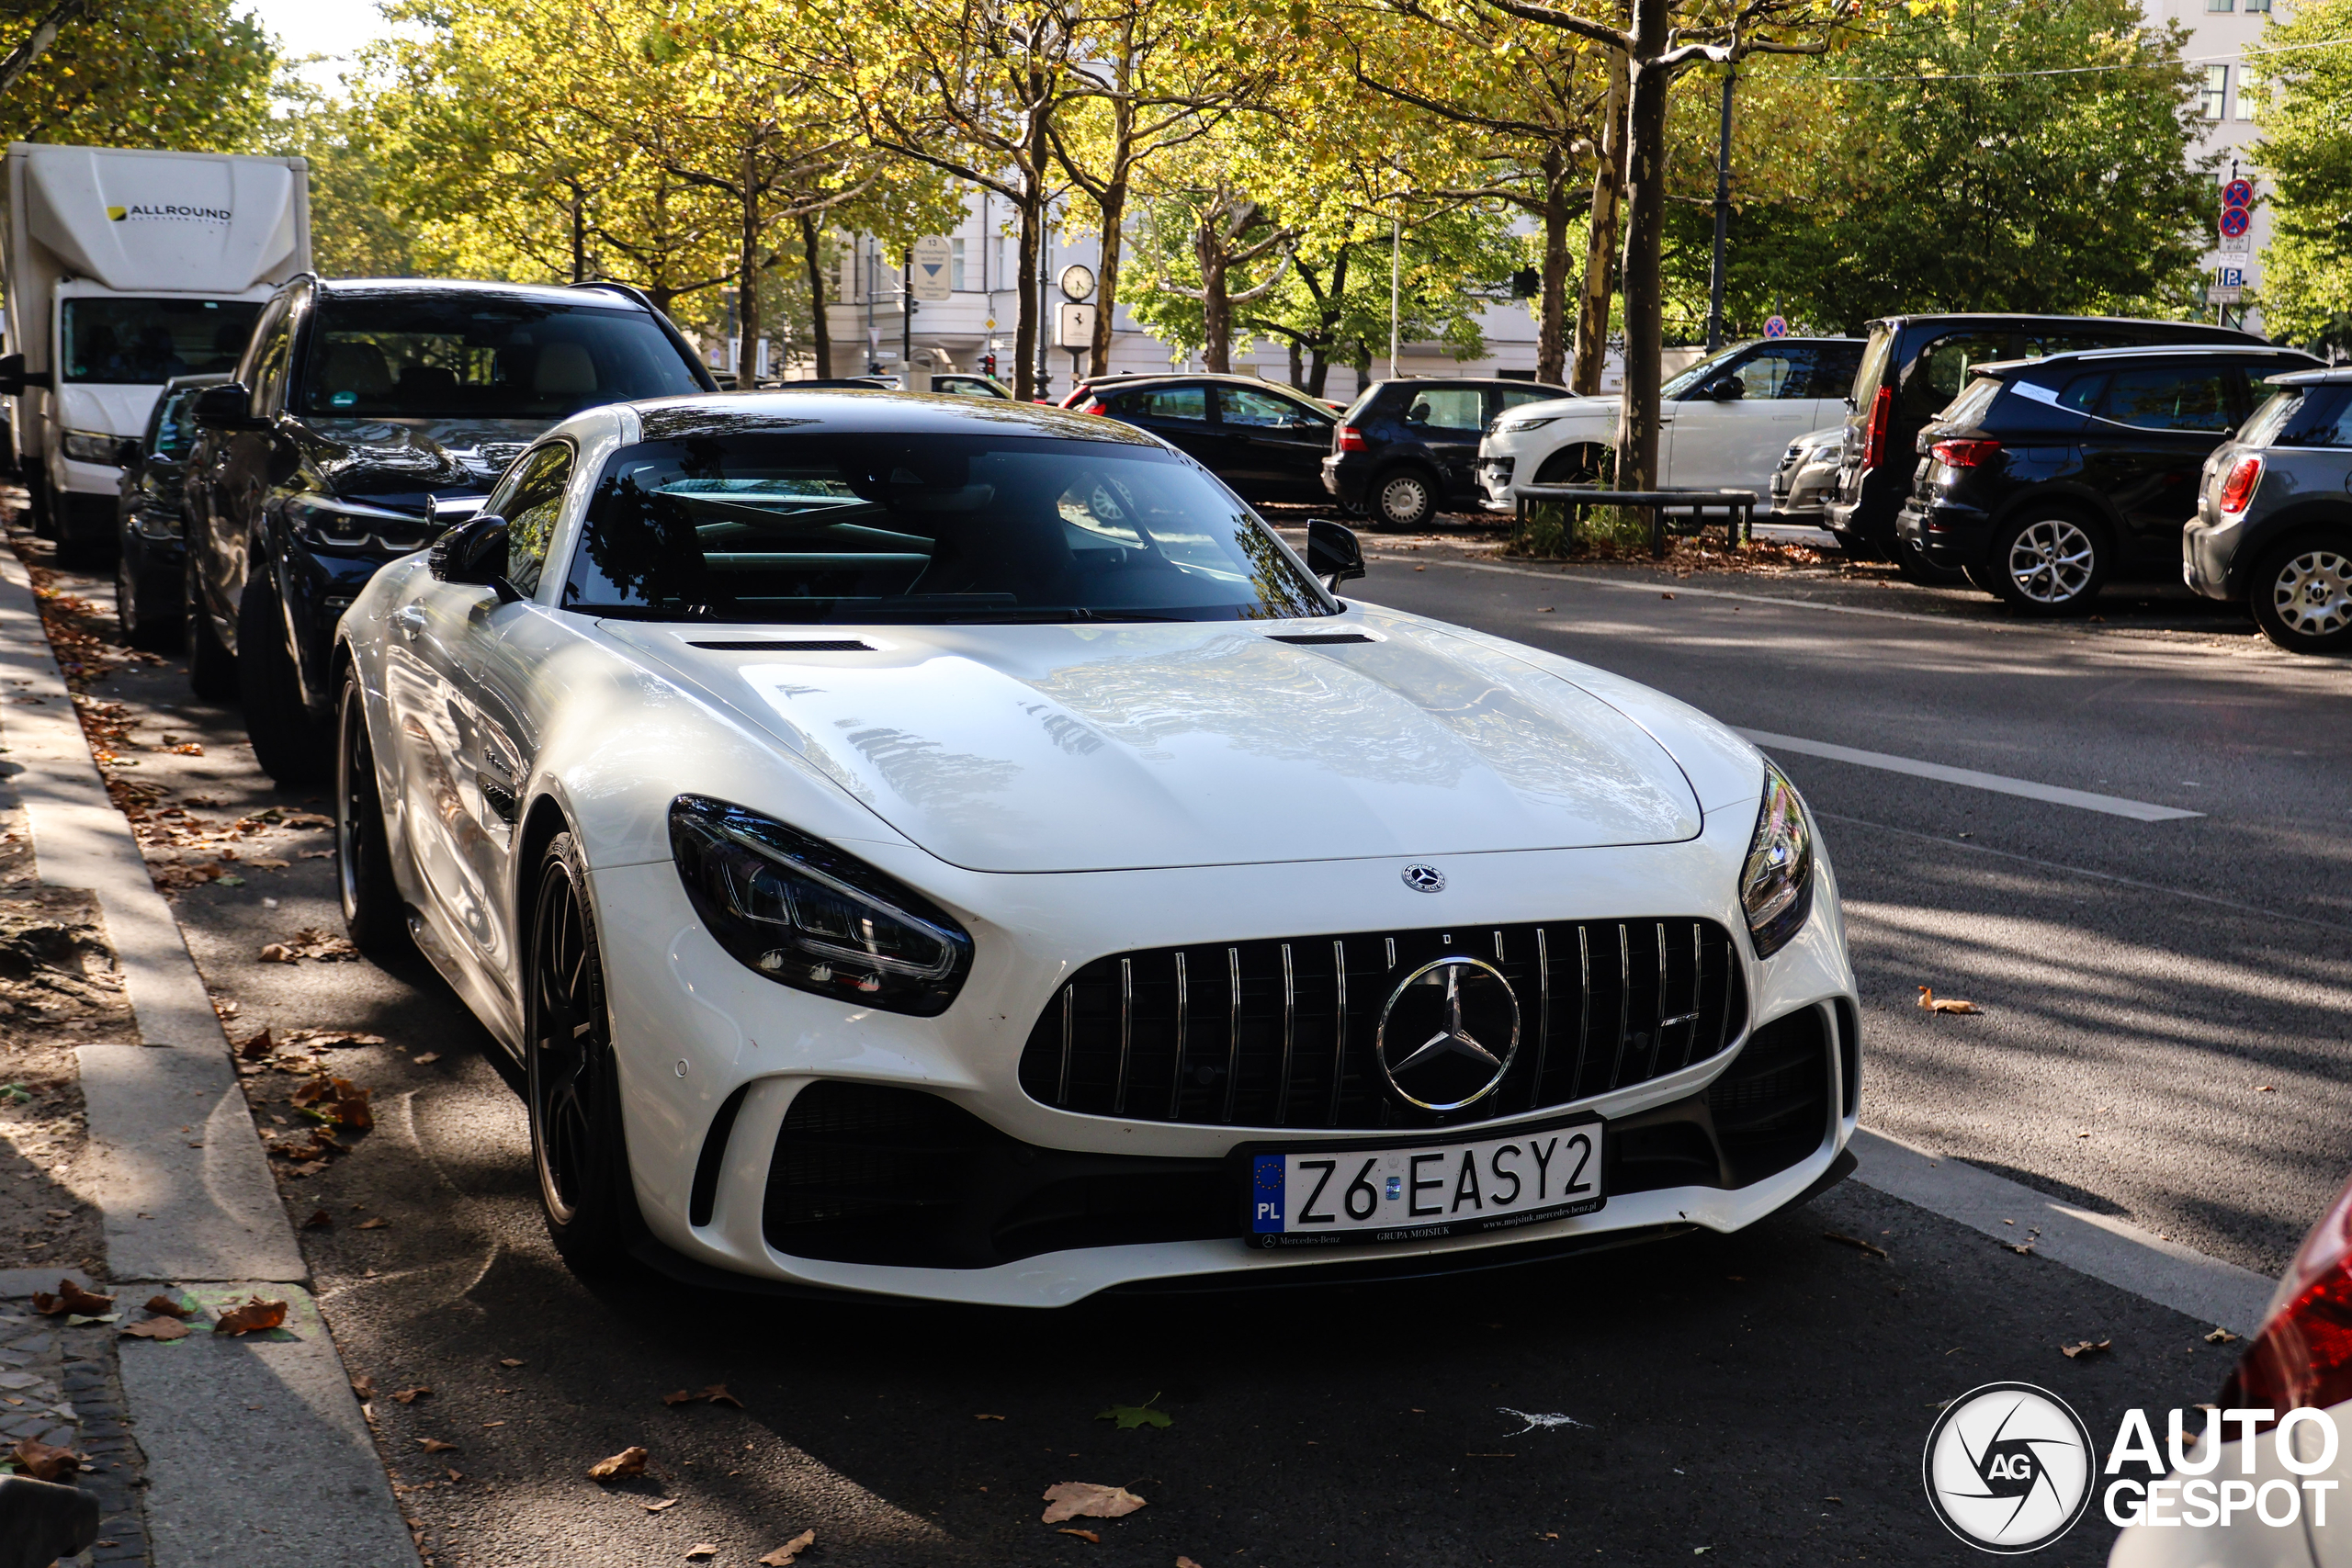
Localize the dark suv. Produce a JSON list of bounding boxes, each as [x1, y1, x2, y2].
[[2186, 367, 2352, 653], [1897, 344, 2321, 613], [186, 276, 713, 780], [1325, 378, 1569, 528], [1827, 314, 2266, 581]]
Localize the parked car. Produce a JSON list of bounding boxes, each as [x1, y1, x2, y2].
[[2108, 1164, 2352, 1566], [332, 388, 1860, 1298], [1067, 372, 1339, 503], [1898, 344, 2323, 614], [112, 372, 225, 650], [1476, 338, 1863, 519], [1825, 314, 2266, 581], [2184, 367, 2352, 655], [185, 276, 715, 781], [1769, 425, 1847, 530], [1326, 377, 1571, 528]]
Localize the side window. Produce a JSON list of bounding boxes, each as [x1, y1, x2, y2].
[[2027, 333, 2127, 358], [1404, 387, 1485, 431], [486, 444, 573, 595], [1902, 333, 2013, 417], [1734, 348, 1813, 399], [1495, 385, 1562, 414], [1217, 385, 1323, 427], [1116, 385, 1206, 423], [2098, 367, 2233, 432], [1804, 344, 1864, 401], [2057, 374, 2108, 412]]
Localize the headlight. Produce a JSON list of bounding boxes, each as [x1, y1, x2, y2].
[[62, 429, 124, 464], [669, 795, 974, 1017], [1739, 761, 1815, 959], [287, 493, 425, 547], [1498, 417, 1556, 435]]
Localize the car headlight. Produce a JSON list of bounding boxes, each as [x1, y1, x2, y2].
[[1498, 417, 1556, 435], [669, 795, 974, 1017], [1739, 760, 1815, 959], [287, 493, 424, 547], [62, 429, 124, 464]]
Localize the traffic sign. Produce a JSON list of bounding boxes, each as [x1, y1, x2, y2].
[[2211, 284, 2244, 305], [2219, 233, 2250, 256], [1057, 302, 1096, 348], [2217, 265, 2246, 289], [910, 234, 952, 302], [1762, 315, 1788, 339], [2220, 207, 2252, 239], [2222, 177, 2255, 209]]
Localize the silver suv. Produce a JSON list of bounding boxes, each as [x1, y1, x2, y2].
[[2185, 366, 2352, 654]]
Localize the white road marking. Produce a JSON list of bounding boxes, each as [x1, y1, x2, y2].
[[1736, 728, 2204, 822]]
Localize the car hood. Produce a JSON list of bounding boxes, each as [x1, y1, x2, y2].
[[304, 417, 546, 507], [603, 612, 1704, 874]]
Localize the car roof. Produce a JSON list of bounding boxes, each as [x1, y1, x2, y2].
[[1865, 311, 2265, 340], [2264, 367, 2352, 387], [1974, 344, 2321, 377], [1083, 372, 1318, 389], [311, 276, 653, 312], [628, 389, 1162, 444]]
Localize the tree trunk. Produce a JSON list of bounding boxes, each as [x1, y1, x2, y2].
[[1538, 146, 1571, 386], [799, 212, 832, 378], [1196, 208, 1231, 374], [1572, 48, 1627, 397], [1306, 344, 1330, 398], [1091, 170, 1126, 379], [1013, 185, 1041, 400], [1614, 26, 1669, 492], [571, 186, 587, 285], [735, 142, 762, 392]]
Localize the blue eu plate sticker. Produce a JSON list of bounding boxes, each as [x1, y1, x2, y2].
[[1251, 1156, 1284, 1233]]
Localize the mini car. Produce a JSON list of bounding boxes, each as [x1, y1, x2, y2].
[[334, 391, 1861, 1304]]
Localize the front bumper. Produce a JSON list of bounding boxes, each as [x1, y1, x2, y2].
[[586, 804, 1860, 1306]]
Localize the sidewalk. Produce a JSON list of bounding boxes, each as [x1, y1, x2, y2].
[[0, 539, 417, 1567]]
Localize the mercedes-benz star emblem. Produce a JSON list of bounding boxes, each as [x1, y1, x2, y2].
[[1375, 956, 1521, 1111], [1400, 863, 1445, 893]]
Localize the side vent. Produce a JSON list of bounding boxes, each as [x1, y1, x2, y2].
[[1267, 632, 1376, 646], [1708, 1007, 1831, 1188], [1832, 998, 1861, 1120], [688, 639, 875, 652], [687, 1084, 752, 1228]]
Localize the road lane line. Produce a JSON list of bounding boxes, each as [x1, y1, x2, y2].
[[1737, 728, 2204, 822], [1851, 1127, 2275, 1332]]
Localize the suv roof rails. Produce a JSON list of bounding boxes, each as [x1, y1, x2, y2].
[[569, 280, 658, 312]]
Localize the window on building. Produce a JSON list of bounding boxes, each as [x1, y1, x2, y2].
[[2202, 64, 2228, 118], [2206, 0, 2234, 12], [950, 238, 967, 292]]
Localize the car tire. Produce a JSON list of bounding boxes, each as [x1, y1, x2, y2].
[[1532, 443, 1610, 488], [237, 572, 328, 784], [1372, 467, 1440, 530], [1961, 561, 2005, 597], [183, 553, 238, 702], [2248, 536, 2352, 654], [115, 543, 180, 653], [1985, 509, 2108, 615], [22, 470, 53, 540], [334, 668, 414, 961], [526, 829, 644, 1270]]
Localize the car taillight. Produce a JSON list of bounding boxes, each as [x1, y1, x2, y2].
[[1861, 386, 1894, 471], [2219, 455, 2264, 514], [1337, 425, 1368, 453], [1930, 438, 2002, 468], [1073, 398, 1105, 416], [2221, 1171, 2352, 1419]]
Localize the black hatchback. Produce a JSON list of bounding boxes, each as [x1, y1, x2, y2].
[[1067, 374, 1339, 504], [1323, 377, 1570, 528], [1897, 344, 2322, 613]]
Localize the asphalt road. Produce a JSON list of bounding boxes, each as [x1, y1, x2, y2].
[[31, 531, 2339, 1567]]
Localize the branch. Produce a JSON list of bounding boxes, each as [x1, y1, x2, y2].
[[0, 0, 83, 99], [1464, 0, 1629, 54]]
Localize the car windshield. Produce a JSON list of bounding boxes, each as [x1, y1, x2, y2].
[[1661, 344, 1753, 399], [296, 296, 703, 419], [60, 297, 261, 384], [563, 430, 1336, 625]]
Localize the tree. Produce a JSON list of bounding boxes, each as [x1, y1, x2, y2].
[[0, 0, 274, 150], [249, 80, 416, 278], [2242, 0, 2352, 348]]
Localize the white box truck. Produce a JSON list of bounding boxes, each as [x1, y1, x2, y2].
[[0, 141, 311, 558]]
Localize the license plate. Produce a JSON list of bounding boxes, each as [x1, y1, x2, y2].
[[1245, 1120, 1603, 1248]]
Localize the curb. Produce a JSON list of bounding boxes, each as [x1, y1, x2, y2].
[[0, 549, 420, 1566]]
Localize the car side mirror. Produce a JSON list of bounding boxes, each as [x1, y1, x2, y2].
[[1306, 518, 1365, 590], [193, 383, 261, 428], [0, 353, 43, 397], [427, 514, 523, 604], [1707, 377, 1746, 400]]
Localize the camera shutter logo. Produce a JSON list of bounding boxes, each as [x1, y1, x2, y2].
[[1923, 1382, 2095, 1553]]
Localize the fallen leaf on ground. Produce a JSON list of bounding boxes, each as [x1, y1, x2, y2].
[[259, 928, 361, 964], [236, 1030, 276, 1060], [244, 856, 288, 869], [1917, 987, 1981, 1015], [1179, 1559, 1205, 1568], [214, 1296, 288, 1336], [281, 810, 334, 828], [499, 1358, 525, 1368], [119, 1316, 189, 1341], [30, 1280, 114, 1316], [2206, 1327, 2240, 1345], [357, 1217, 389, 1230], [758, 1532, 816, 1567], [1822, 1231, 1890, 1260], [1097, 1396, 1171, 1430], [142, 1294, 191, 1319], [1041, 1482, 1147, 1524], [975, 1413, 1005, 1421], [413, 1052, 441, 1065], [662, 1388, 697, 1405], [2061, 1339, 2112, 1359], [302, 1209, 332, 1230], [2008, 1243, 2035, 1256], [392, 1387, 431, 1404], [352, 1374, 379, 1398], [1057, 1529, 1101, 1542], [644, 1497, 680, 1514], [281, 1028, 388, 1049], [2255, 1085, 2276, 1093], [590, 1446, 650, 1482], [417, 1438, 459, 1453], [685, 1547, 718, 1562], [299, 848, 333, 859], [11, 1438, 81, 1481], [290, 1073, 375, 1129]]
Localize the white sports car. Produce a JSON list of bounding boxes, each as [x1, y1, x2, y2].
[[333, 391, 1860, 1306]]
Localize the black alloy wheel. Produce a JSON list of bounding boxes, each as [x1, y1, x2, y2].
[[334, 668, 413, 959], [1374, 467, 1440, 529], [526, 830, 643, 1268], [1986, 510, 2108, 615], [183, 552, 238, 701], [2249, 536, 2352, 654], [237, 571, 328, 783], [115, 543, 180, 653]]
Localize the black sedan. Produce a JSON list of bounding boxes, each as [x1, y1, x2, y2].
[[1897, 344, 2322, 614], [114, 373, 224, 649], [1326, 377, 1570, 528], [1065, 374, 1338, 503]]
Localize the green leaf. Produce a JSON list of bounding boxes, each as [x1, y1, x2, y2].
[[216, 875, 245, 887], [1096, 1395, 1171, 1430]]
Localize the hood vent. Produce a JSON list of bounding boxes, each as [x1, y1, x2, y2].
[[1266, 632, 1376, 646], [688, 638, 876, 653]]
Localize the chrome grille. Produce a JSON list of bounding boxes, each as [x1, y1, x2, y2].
[[1017, 919, 1747, 1131]]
